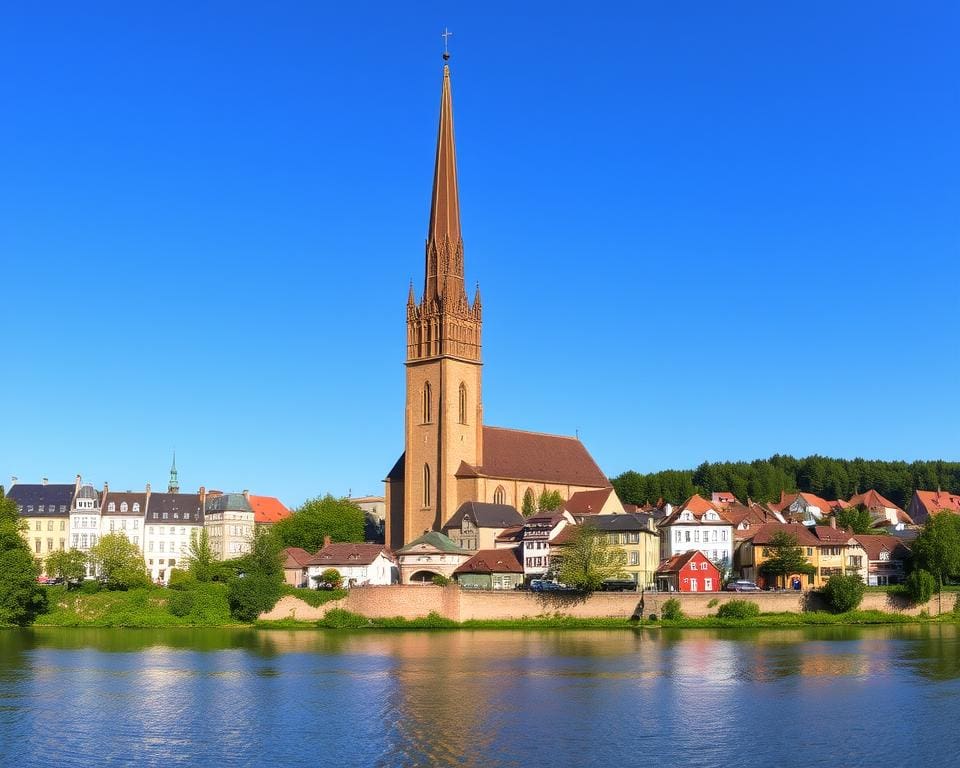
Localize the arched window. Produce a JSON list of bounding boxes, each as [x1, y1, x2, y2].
[[494, 486, 506, 505], [120, 502, 128, 513], [422, 464, 431, 508], [458, 382, 467, 424], [422, 382, 432, 423]]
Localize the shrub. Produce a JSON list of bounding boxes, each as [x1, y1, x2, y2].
[[320, 609, 371, 629], [79, 580, 101, 595], [432, 574, 451, 587], [168, 590, 195, 617], [167, 569, 196, 591], [707, 598, 719, 608], [661, 598, 683, 620], [227, 575, 283, 622], [905, 569, 936, 605], [716, 600, 761, 619], [822, 574, 866, 613], [318, 568, 343, 590]]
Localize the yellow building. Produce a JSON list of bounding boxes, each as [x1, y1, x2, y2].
[[7, 479, 76, 573], [552, 513, 661, 589], [739, 522, 867, 588]]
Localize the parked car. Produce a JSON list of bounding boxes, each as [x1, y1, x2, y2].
[[725, 580, 761, 592], [530, 579, 573, 593], [601, 580, 637, 592]]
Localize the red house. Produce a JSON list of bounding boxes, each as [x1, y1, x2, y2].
[[656, 550, 721, 592]]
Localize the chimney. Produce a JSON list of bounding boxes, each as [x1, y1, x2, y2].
[[103, 481, 109, 493], [830, 516, 837, 529], [10, 476, 17, 487], [199, 486, 206, 509], [75, 474, 82, 491], [323, 535, 332, 548], [145, 482, 151, 495], [242, 489, 249, 500], [42, 477, 48, 486]]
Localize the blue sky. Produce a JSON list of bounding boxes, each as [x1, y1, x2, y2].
[[2, 3, 957, 507]]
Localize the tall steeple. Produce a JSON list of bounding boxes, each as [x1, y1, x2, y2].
[[168, 451, 180, 494]]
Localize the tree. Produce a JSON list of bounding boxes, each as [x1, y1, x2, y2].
[[316, 568, 343, 589], [555, 525, 627, 592], [904, 569, 936, 604], [89, 533, 149, 590], [537, 489, 564, 513], [274, 494, 365, 551], [911, 513, 960, 612], [0, 495, 47, 625], [835, 506, 873, 534], [45, 549, 88, 587], [821, 573, 865, 613], [759, 531, 815, 589], [187, 528, 217, 582], [226, 527, 284, 621], [521, 489, 537, 517]]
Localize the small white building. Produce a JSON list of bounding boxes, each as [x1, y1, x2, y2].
[[99, 487, 146, 553], [395, 532, 469, 584], [522, 511, 575, 578], [69, 483, 102, 577], [659, 494, 734, 573], [306, 541, 398, 587]]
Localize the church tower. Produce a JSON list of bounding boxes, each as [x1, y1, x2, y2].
[[397, 54, 483, 545], [168, 452, 180, 494]]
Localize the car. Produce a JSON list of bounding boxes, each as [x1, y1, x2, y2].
[[601, 580, 638, 592], [725, 580, 761, 592], [530, 579, 573, 593]]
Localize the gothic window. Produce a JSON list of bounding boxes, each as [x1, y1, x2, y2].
[[422, 382, 432, 423], [423, 464, 431, 508], [494, 486, 506, 505], [458, 382, 467, 424]]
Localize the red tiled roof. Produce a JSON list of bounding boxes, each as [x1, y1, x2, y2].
[[812, 525, 857, 545], [846, 489, 902, 512], [749, 523, 821, 547], [457, 426, 609, 487], [853, 534, 911, 562], [564, 487, 617, 515], [711, 491, 738, 506], [454, 548, 523, 575], [657, 550, 719, 575], [306, 543, 394, 567], [661, 494, 729, 526], [771, 491, 842, 514], [549, 526, 577, 546], [248, 495, 291, 524], [283, 547, 314, 568], [914, 490, 960, 515], [495, 525, 524, 543]]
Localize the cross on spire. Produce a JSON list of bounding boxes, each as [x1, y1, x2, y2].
[[441, 27, 452, 60]]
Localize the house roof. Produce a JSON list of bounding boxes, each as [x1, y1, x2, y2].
[[454, 548, 523, 575], [913, 489, 960, 515], [395, 531, 467, 555], [748, 523, 822, 547], [495, 525, 525, 543], [852, 534, 911, 562], [771, 491, 842, 514], [711, 491, 739, 506], [575, 513, 655, 533], [248, 495, 291, 525], [282, 547, 314, 568], [102, 492, 147, 516], [847, 489, 904, 514], [660, 494, 730, 526], [442, 501, 524, 531], [564, 487, 619, 515], [146, 493, 203, 523], [204, 493, 252, 514], [657, 550, 718, 574], [307, 543, 395, 567], [812, 525, 857, 545], [7, 484, 74, 516]]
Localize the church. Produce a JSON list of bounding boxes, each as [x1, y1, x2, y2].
[[384, 54, 613, 550]]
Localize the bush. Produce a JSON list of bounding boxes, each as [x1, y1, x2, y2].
[[167, 590, 194, 617], [320, 608, 371, 629], [432, 574, 451, 587], [317, 568, 343, 590], [716, 600, 761, 619], [661, 598, 683, 620], [227, 575, 283, 622], [80, 580, 101, 595], [905, 569, 936, 604], [822, 574, 866, 613], [167, 569, 196, 591]]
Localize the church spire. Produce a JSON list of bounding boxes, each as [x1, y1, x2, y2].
[[424, 54, 466, 307], [168, 451, 180, 494]]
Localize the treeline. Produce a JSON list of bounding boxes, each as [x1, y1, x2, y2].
[[610, 455, 960, 509]]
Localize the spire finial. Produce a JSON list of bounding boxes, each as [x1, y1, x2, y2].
[[441, 27, 452, 60]]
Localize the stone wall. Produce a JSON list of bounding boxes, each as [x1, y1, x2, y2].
[[260, 586, 959, 622]]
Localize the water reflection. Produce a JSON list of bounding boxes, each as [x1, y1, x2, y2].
[[2, 626, 960, 767]]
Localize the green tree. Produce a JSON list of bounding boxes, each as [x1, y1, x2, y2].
[[0, 495, 47, 625], [821, 573, 865, 612], [537, 489, 564, 513], [45, 549, 88, 587], [835, 506, 873, 534], [89, 533, 149, 590], [274, 494, 365, 551], [555, 525, 627, 592], [226, 527, 284, 621], [759, 531, 815, 589], [186, 528, 217, 582], [904, 569, 936, 604], [521, 488, 537, 517], [911, 513, 960, 612], [316, 568, 343, 589]]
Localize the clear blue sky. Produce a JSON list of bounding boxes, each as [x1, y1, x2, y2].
[[2, 3, 957, 507]]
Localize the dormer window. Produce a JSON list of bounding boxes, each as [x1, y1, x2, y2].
[[680, 511, 693, 521], [133, 503, 140, 513], [108, 502, 116, 512], [120, 502, 128, 513], [879, 550, 890, 561], [704, 511, 718, 521]]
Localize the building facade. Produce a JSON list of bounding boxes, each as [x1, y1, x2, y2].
[[143, 492, 203, 583], [8, 479, 75, 571]]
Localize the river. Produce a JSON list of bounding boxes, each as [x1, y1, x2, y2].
[[1, 625, 959, 767]]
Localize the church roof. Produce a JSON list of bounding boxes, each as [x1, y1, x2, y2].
[[428, 61, 460, 247], [442, 501, 524, 531]]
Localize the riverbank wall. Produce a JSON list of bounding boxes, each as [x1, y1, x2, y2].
[[259, 586, 959, 622]]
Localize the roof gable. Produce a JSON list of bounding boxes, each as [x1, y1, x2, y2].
[[454, 548, 523, 575], [442, 501, 524, 531]]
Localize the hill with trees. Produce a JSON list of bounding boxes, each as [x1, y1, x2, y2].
[[610, 455, 960, 509]]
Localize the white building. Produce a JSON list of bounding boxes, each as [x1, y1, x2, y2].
[[142, 491, 203, 584], [658, 494, 734, 572], [305, 541, 398, 587], [522, 510, 575, 578], [69, 483, 102, 577], [99, 487, 146, 552]]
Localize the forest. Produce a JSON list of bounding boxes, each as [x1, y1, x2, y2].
[[610, 455, 960, 510]]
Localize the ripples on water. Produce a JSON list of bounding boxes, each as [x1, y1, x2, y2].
[[1, 626, 960, 768]]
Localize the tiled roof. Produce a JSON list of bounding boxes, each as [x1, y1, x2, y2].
[[283, 547, 314, 568], [812, 526, 856, 545], [454, 548, 523, 575], [102, 491, 147, 517], [307, 543, 394, 567], [661, 494, 730, 526], [914, 490, 960, 515], [711, 491, 738, 506], [7, 484, 74, 516], [442, 501, 524, 531], [248, 495, 291, 524], [748, 523, 821, 547], [146, 493, 203, 523], [549, 526, 577, 546], [656, 551, 718, 574], [847, 489, 904, 513], [396, 531, 467, 555], [564, 488, 618, 515], [852, 534, 911, 562], [494, 525, 524, 543], [771, 491, 842, 514]]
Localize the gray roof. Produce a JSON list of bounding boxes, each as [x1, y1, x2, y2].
[[147, 492, 203, 523], [75, 484, 100, 503], [442, 501, 524, 531], [576, 513, 656, 532], [7, 484, 74, 517], [204, 493, 253, 514]]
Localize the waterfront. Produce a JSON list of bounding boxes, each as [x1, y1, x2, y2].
[[2, 626, 960, 767]]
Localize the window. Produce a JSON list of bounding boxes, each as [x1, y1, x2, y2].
[[120, 502, 128, 513], [47, 520, 54, 531], [133, 536, 139, 546], [121, 519, 127, 530], [162, 513, 168, 520], [629, 551, 640, 566], [60, 520, 65, 531], [700, 562, 708, 571], [422, 464, 431, 508], [693, 530, 700, 542], [690, 561, 698, 571], [47, 538, 53, 552], [159, 542, 165, 553], [494, 486, 506, 505], [806, 547, 813, 556], [684, 531, 690, 542], [133, 520, 139, 529], [109, 520, 115, 531], [35, 520, 41, 531], [108, 502, 116, 512], [458, 382, 467, 424], [35, 539, 41, 554], [675, 530, 681, 542], [133, 503, 140, 513], [422, 382, 432, 423], [879, 550, 890, 561], [38, 505, 45, 513]]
